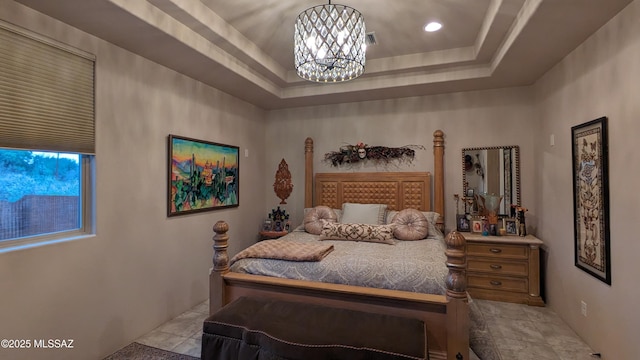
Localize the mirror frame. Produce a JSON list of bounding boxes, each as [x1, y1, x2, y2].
[[462, 145, 520, 215]]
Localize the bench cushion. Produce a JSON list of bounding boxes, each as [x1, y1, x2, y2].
[[202, 297, 427, 360]]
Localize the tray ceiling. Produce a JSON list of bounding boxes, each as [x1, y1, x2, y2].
[[15, 0, 633, 109]]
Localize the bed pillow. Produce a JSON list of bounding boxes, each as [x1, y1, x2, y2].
[[319, 222, 395, 244], [304, 206, 338, 235], [305, 207, 342, 222], [340, 203, 387, 225], [421, 211, 443, 237], [386, 210, 442, 237], [333, 209, 342, 222], [391, 208, 429, 240]]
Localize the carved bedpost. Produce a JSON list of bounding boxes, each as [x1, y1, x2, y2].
[[445, 230, 468, 360], [305, 137, 314, 208], [213, 221, 230, 273], [210, 220, 229, 314], [445, 231, 467, 299], [433, 130, 445, 232]]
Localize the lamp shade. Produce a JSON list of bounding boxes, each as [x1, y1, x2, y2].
[[294, 2, 366, 82]]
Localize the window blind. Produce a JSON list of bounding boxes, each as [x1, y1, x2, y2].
[[0, 21, 95, 154]]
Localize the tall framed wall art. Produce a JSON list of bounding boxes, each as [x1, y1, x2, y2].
[[571, 116, 610, 285]]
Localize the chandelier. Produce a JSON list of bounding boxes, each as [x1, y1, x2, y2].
[[294, 1, 366, 83]]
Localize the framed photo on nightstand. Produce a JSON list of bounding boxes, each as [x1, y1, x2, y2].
[[456, 214, 470, 232], [262, 219, 273, 231], [471, 218, 484, 234], [504, 218, 518, 235]]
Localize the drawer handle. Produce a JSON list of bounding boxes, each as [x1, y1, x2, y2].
[[489, 248, 502, 253], [490, 280, 502, 286], [489, 264, 502, 270]]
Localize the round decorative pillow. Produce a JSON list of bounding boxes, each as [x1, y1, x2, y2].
[[304, 206, 338, 235], [391, 208, 429, 240]]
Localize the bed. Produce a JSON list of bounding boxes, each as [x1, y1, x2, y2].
[[209, 130, 470, 360]]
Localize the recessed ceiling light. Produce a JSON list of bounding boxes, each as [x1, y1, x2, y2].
[[424, 22, 442, 32]]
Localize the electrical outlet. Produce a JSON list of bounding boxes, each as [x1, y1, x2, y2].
[[581, 301, 587, 317]]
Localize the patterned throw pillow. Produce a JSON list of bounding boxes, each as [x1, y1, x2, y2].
[[304, 206, 338, 235], [391, 208, 429, 240], [319, 222, 396, 244]]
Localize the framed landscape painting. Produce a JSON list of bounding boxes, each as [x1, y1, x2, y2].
[[571, 117, 610, 285], [168, 135, 239, 216]]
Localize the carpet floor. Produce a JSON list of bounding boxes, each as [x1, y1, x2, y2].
[[103, 342, 199, 360]]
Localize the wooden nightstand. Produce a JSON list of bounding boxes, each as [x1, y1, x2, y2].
[[464, 233, 545, 306], [259, 230, 288, 241]]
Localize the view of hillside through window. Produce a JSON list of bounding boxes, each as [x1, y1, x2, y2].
[[0, 149, 81, 241]]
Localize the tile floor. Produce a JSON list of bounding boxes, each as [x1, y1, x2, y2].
[[134, 298, 597, 360], [474, 300, 597, 360], [135, 300, 209, 358]]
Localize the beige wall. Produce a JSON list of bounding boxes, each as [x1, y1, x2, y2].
[[0, 2, 266, 359], [3, 0, 639, 359], [533, 1, 640, 358], [265, 88, 538, 232]]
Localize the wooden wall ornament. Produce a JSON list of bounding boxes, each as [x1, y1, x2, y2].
[[273, 158, 293, 204]]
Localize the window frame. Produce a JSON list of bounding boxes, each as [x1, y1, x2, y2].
[[0, 153, 95, 253]]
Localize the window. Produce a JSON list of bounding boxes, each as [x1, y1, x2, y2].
[[0, 22, 95, 251], [0, 150, 93, 246]]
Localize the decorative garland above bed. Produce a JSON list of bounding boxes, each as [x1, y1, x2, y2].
[[324, 142, 425, 166]]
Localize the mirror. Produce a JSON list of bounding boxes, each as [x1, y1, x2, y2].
[[462, 146, 520, 216]]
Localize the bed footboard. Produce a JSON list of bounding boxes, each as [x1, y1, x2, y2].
[[209, 221, 468, 360]]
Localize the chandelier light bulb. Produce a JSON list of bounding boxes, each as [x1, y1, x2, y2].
[[317, 47, 327, 59], [337, 30, 347, 45], [305, 36, 316, 50]]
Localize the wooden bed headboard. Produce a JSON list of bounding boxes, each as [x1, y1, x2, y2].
[[304, 130, 446, 230], [314, 172, 432, 211]]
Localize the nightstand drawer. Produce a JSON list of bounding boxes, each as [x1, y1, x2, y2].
[[463, 234, 545, 306], [467, 243, 527, 259], [468, 259, 528, 276], [468, 275, 528, 293]]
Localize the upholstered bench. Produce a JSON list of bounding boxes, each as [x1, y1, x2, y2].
[[201, 296, 428, 360]]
